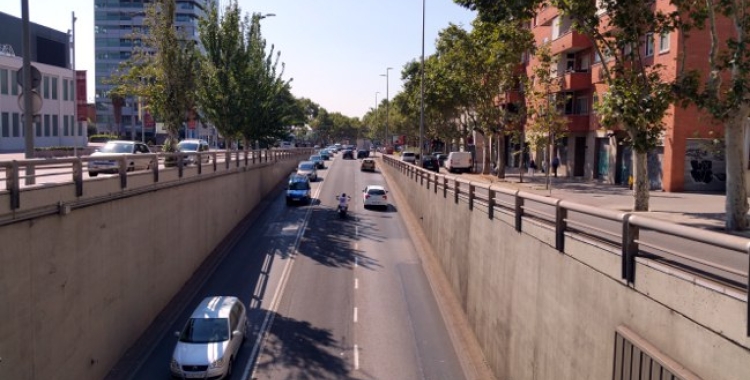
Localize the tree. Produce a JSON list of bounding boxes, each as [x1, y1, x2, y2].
[[673, 0, 750, 230], [197, 0, 247, 147], [525, 43, 569, 189], [455, 0, 677, 211]]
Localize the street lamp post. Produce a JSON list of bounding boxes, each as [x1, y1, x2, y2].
[[380, 67, 392, 150], [374, 91, 379, 146], [419, 0, 426, 162]]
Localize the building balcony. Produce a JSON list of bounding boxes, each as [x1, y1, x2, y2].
[[566, 114, 591, 132], [550, 31, 591, 55], [536, 6, 558, 26], [560, 70, 592, 91]]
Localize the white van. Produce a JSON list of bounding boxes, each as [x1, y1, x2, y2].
[[444, 151, 473, 173]]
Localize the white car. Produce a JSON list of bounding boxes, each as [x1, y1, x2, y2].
[[362, 185, 389, 209], [401, 152, 416, 164], [170, 296, 247, 380], [87, 140, 153, 177]]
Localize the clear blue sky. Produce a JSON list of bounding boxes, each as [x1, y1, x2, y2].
[[1, 0, 475, 118]]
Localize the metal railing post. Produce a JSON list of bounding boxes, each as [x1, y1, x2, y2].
[[118, 156, 128, 189], [225, 151, 231, 170], [468, 183, 475, 210], [555, 199, 566, 252], [178, 153, 184, 178], [488, 188, 496, 220], [8, 161, 20, 209], [73, 159, 83, 197], [514, 191, 523, 232], [443, 176, 448, 198], [152, 155, 159, 182], [622, 213, 638, 284], [454, 181, 460, 204], [434, 174, 438, 194]]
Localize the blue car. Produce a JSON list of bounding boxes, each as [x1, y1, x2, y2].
[[309, 155, 325, 169], [286, 175, 312, 205]]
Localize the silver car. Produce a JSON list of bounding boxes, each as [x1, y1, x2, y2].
[[170, 296, 248, 379], [87, 140, 153, 177], [176, 139, 210, 165], [297, 161, 318, 181]]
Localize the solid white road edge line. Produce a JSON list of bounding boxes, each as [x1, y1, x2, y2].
[[354, 344, 360, 370], [242, 180, 323, 380], [354, 307, 358, 323]]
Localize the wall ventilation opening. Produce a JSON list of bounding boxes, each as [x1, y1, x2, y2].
[[613, 326, 702, 380]]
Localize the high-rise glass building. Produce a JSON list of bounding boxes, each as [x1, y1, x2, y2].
[[94, 0, 209, 140]]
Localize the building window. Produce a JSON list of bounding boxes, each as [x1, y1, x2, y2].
[[70, 80, 75, 101], [576, 97, 589, 114], [78, 121, 83, 137], [645, 33, 654, 57], [10, 70, 18, 95], [1, 112, 8, 137], [43, 76, 50, 99], [44, 114, 51, 136], [51, 77, 58, 100], [64, 114, 69, 136], [36, 119, 41, 137], [659, 32, 670, 53], [0, 69, 8, 95], [12, 113, 19, 137], [63, 79, 68, 101], [52, 115, 59, 136]]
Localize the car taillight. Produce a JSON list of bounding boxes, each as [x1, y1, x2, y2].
[[383, 195, 387, 200], [365, 195, 370, 199]]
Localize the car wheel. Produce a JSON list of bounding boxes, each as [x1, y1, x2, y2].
[[88, 172, 98, 177]]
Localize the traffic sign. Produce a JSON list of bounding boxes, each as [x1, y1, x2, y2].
[[16, 65, 42, 89], [18, 90, 43, 114]]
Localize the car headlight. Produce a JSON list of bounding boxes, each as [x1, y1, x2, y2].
[[170, 358, 181, 371], [209, 357, 226, 369]]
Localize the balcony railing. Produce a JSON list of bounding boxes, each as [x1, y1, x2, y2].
[[566, 114, 591, 132], [561, 70, 592, 91], [550, 31, 592, 55]]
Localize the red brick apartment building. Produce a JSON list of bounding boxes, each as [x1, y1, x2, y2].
[[526, 1, 736, 192]]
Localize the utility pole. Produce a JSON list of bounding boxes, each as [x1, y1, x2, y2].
[[21, 0, 35, 185], [381, 67, 392, 150], [419, 0, 426, 161], [71, 11, 78, 157]]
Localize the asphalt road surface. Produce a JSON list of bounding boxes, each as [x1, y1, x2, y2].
[[108, 152, 469, 380]]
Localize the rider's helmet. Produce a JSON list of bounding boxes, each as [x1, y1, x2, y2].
[[341, 193, 346, 197]]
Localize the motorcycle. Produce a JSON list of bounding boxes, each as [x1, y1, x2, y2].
[[336, 195, 351, 219]]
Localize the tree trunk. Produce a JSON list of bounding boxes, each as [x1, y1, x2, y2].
[[632, 149, 649, 211], [724, 112, 749, 230], [482, 133, 490, 175], [497, 134, 507, 178]]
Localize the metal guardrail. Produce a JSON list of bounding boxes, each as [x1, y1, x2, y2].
[[1, 148, 313, 211], [382, 155, 750, 336]]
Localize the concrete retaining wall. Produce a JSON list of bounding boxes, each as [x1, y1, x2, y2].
[[381, 159, 750, 380], [0, 155, 300, 380]]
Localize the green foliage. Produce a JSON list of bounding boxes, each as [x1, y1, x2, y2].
[[88, 134, 119, 143], [524, 43, 569, 151]]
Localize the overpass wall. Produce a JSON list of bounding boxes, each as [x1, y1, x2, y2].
[[380, 160, 750, 380], [0, 156, 300, 380]]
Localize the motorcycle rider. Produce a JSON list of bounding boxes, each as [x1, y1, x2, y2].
[[337, 192, 351, 213]]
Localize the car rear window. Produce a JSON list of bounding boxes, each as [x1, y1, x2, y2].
[[403, 153, 415, 157], [368, 189, 386, 195], [299, 163, 314, 170], [289, 181, 310, 190]]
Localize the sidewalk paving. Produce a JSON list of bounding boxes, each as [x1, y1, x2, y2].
[[455, 167, 739, 234]]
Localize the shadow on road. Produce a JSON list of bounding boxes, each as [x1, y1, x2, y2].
[[249, 310, 358, 380]]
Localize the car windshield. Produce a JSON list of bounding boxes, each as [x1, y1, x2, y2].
[[289, 181, 310, 190], [368, 189, 386, 196], [178, 142, 199, 151], [299, 163, 314, 170], [100, 143, 133, 154], [403, 153, 415, 157], [310, 156, 320, 160], [179, 318, 229, 343]]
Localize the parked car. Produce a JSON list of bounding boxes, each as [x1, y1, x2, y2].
[[362, 185, 389, 209], [360, 158, 376, 172], [444, 151, 473, 173], [357, 150, 369, 159], [170, 296, 247, 380], [342, 149, 354, 160], [401, 152, 417, 164], [286, 174, 312, 205], [421, 157, 440, 172], [435, 153, 448, 167], [176, 139, 210, 165], [319, 150, 330, 160], [309, 155, 325, 169], [87, 140, 153, 177], [296, 161, 318, 182]]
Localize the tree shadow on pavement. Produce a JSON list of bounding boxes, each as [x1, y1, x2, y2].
[[295, 207, 383, 271], [249, 310, 359, 380]]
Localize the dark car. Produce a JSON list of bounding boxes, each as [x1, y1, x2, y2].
[[342, 149, 354, 159], [286, 175, 312, 205], [435, 153, 448, 167], [357, 150, 369, 159], [309, 155, 325, 169], [421, 157, 440, 172]]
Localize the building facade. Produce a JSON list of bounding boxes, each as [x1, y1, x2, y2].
[[0, 12, 87, 152], [525, 2, 743, 192], [94, 0, 211, 142]]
